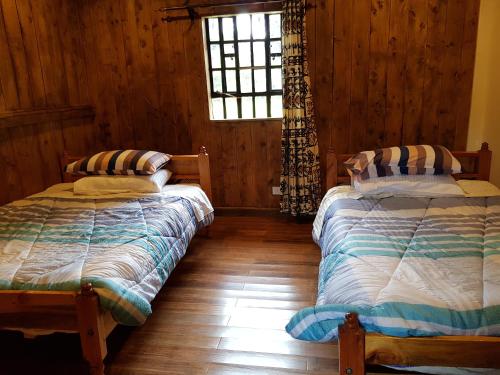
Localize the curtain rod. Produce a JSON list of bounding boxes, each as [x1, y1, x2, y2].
[[159, 1, 313, 23], [159, 1, 282, 13]]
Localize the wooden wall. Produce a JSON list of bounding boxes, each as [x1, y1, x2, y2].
[[0, 0, 97, 205], [75, 0, 283, 209], [0, 0, 480, 208], [310, 0, 480, 189]]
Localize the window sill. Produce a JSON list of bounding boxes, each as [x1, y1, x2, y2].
[[211, 117, 282, 124]]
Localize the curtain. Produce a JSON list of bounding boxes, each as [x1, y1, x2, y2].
[[280, 0, 321, 216]]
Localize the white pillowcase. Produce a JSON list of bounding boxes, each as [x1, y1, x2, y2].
[[457, 180, 500, 197], [353, 174, 465, 198], [74, 169, 172, 195], [43, 183, 75, 193]]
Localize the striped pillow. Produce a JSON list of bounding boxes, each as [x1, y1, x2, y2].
[[65, 150, 171, 176], [344, 145, 462, 181]]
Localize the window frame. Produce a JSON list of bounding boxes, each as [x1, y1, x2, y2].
[[204, 12, 283, 120]]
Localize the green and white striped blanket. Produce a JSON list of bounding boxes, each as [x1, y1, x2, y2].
[[287, 187, 500, 342], [0, 184, 213, 325]]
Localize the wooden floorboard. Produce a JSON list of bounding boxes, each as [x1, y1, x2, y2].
[[0, 215, 405, 374]]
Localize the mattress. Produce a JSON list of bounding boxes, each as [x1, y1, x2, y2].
[[286, 186, 500, 342], [0, 183, 214, 326]]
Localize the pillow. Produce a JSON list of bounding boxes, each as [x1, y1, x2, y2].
[[345, 145, 462, 181], [353, 174, 465, 198], [457, 180, 500, 197], [43, 183, 75, 193], [73, 169, 172, 195], [65, 150, 171, 176]]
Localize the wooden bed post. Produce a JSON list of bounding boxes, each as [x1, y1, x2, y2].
[[327, 148, 338, 189], [478, 142, 492, 181], [338, 313, 366, 375], [198, 146, 212, 201], [76, 283, 107, 375]]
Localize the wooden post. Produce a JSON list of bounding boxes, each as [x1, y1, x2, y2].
[[61, 151, 71, 183], [327, 148, 338, 190], [338, 313, 366, 375], [198, 145, 212, 201], [478, 142, 492, 181], [75, 283, 107, 375]]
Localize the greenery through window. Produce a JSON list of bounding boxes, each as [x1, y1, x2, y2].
[[204, 12, 283, 120]]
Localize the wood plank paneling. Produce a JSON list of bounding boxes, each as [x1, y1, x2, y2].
[[0, 105, 94, 129], [31, 0, 70, 107], [220, 125, 240, 207], [455, 0, 481, 149], [420, 0, 448, 144], [437, 0, 466, 147], [331, 0, 352, 155], [0, 0, 96, 205], [1, 0, 31, 108], [365, 0, 390, 148], [58, 0, 89, 106], [0, 1, 20, 109], [348, 0, 371, 153], [122, 0, 160, 150], [79, 0, 133, 149], [314, 0, 335, 180], [384, 0, 408, 146], [402, 0, 428, 145], [0, 128, 22, 203], [236, 124, 257, 207], [0, 0, 481, 208], [165, 17, 192, 153], [15, 0, 47, 107], [184, 14, 210, 155], [323, 0, 479, 171], [253, 122, 272, 207]]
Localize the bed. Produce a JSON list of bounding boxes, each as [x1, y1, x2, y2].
[[0, 146, 213, 374], [286, 143, 500, 374]]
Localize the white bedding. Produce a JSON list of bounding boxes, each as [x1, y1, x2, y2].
[[0, 183, 214, 327], [314, 180, 500, 242], [40, 183, 213, 223]]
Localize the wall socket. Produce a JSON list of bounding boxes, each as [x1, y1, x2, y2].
[[272, 186, 281, 195]]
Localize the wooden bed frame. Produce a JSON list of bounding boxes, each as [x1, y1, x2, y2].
[[325, 142, 500, 374], [61, 146, 212, 201], [327, 142, 493, 188], [0, 146, 212, 375]]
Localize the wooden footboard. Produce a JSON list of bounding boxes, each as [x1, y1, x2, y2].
[[338, 313, 500, 375], [0, 283, 116, 374], [76, 284, 117, 374], [338, 313, 365, 374]]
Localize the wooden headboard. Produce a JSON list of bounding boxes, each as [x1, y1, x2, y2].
[[61, 146, 212, 200], [326, 142, 493, 189]]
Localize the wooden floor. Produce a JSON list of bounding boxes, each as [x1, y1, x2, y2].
[[0, 215, 404, 374]]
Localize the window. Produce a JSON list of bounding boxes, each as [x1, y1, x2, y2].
[[204, 12, 283, 120]]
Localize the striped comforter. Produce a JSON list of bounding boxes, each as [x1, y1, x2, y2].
[[0, 186, 213, 326], [286, 188, 500, 341]]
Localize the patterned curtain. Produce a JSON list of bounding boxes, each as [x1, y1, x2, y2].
[[280, 0, 321, 216]]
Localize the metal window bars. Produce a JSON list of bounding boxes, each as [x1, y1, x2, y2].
[[204, 13, 283, 120]]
